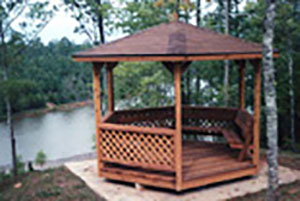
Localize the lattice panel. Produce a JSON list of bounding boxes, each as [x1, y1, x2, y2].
[[130, 118, 175, 128], [108, 107, 175, 128], [183, 118, 236, 130], [100, 128, 175, 170]]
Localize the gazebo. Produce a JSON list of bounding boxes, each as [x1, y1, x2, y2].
[[73, 21, 279, 191]]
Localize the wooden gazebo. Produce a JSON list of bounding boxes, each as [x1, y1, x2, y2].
[[73, 21, 279, 191]]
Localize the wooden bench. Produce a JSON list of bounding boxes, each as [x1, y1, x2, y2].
[[182, 109, 253, 161]]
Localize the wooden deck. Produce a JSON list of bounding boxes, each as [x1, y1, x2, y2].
[[182, 141, 254, 181], [100, 140, 256, 191]]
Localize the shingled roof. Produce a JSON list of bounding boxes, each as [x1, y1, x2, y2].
[[73, 21, 277, 62]]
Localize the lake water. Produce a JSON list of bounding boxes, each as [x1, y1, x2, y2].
[[0, 106, 95, 166]]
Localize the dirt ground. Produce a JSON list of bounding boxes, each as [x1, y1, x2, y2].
[[232, 153, 300, 201], [1, 153, 300, 201], [0, 167, 105, 201]]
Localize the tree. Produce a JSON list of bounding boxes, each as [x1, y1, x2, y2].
[[0, 0, 54, 176], [263, 0, 279, 200], [223, 0, 229, 106], [195, 0, 201, 104], [285, 0, 298, 152], [35, 150, 47, 167], [63, 0, 113, 44]]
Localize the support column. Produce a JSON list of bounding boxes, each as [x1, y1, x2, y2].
[[252, 60, 261, 171], [92, 62, 104, 176], [239, 61, 246, 109], [174, 63, 182, 191], [106, 63, 115, 113]]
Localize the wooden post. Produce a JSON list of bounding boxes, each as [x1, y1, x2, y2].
[[92, 62, 104, 176], [252, 60, 261, 171], [174, 63, 182, 191], [106, 63, 115, 112], [239, 61, 246, 109]]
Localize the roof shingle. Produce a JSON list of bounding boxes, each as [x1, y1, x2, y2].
[[73, 21, 266, 61]]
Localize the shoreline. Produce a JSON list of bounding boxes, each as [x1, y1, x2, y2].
[[0, 100, 93, 123], [0, 152, 97, 172]]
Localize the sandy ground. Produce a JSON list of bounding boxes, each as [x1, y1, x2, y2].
[[65, 160, 300, 201]]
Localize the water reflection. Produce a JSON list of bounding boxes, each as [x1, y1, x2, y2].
[[0, 106, 95, 166]]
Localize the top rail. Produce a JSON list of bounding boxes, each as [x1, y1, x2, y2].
[[99, 123, 175, 136]]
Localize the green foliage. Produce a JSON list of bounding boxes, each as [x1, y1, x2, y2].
[[0, 38, 92, 118], [240, 0, 300, 149], [115, 1, 171, 34], [64, 0, 114, 44], [35, 150, 47, 167], [114, 62, 173, 109], [0, 170, 11, 183], [16, 155, 25, 175]]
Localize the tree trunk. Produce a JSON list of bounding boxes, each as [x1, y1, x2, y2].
[[223, 0, 230, 106], [195, 0, 201, 104], [0, 21, 18, 177], [5, 97, 17, 177], [263, 0, 279, 200], [95, 0, 105, 44], [185, 9, 191, 104], [196, 0, 201, 26], [287, 39, 295, 151]]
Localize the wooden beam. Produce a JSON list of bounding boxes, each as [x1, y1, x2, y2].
[[238, 60, 246, 109], [252, 60, 261, 171], [162, 62, 173, 74], [182, 166, 256, 190], [99, 123, 175, 136], [174, 63, 183, 191], [106, 62, 117, 112], [180, 61, 192, 74], [92, 62, 104, 176], [162, 61, 192, 74], [73, 53, 279, 63]]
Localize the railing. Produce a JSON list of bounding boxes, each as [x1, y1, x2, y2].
[[105, 106, 175, 128], [99, 106, 254, 170], [99, 123, 176, 172]]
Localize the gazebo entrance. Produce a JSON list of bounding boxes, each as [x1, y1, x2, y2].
[[73, 21, 278, 191]]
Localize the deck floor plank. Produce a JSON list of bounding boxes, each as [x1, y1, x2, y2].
[[182, 141, 253, 182]]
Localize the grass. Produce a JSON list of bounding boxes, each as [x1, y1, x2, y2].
[[0, 167, 105, 201]]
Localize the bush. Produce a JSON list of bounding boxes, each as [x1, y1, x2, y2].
[[16, 155, 25, 174], [35, 150, 47, 167]]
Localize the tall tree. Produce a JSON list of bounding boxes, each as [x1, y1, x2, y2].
[[287, 37, 295, 151], [285, 0, 298, 151], [195, 0, 201, 104], [263, 0, 279, 200], [0, 0, 54, 176], [196, 0, 201, 26], [223, 0, 230, 106], [64, 0, 113, 44]]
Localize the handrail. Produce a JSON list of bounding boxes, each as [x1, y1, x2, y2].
[[114, 106, 174, 114], [99, 123, 175, 136], [101, 111, 114, 123]]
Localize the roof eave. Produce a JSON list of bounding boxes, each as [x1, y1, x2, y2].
[[73, 52, 279, 63]]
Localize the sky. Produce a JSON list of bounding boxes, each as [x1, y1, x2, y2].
[[11, 0, 123, 44], [11, 0, 246, 45]]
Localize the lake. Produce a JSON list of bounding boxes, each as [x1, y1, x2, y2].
[[0, 106, 95, 167]]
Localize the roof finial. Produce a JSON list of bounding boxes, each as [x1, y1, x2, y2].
[[172, 11, 179, 22]]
